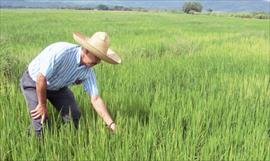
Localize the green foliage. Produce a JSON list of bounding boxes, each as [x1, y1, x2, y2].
[[96, 4, 109, 10], [182, 2, 203, 13], [207, 8, 213, 12], [203, 11, 270, 20], [0, 52, 20, 81], [0, 9, 269, 160], [253, 12, 270, 19], [113, 5, 132, 11]]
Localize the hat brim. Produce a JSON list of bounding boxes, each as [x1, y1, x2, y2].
[[73, 32, 121, 64]]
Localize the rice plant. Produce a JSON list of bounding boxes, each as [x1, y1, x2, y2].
[[0, 9, 269, 160]]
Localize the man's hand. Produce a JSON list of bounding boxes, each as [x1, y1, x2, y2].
[[109, 123, 116, 132], [31, 103, 48, 124]]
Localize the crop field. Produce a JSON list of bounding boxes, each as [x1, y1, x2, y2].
[[0, 9, 269, 160]]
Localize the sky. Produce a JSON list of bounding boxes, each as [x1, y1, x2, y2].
[[1, 0, 270, 12]]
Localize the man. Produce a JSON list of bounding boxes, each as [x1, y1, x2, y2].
[[20, 32, 121, 136]]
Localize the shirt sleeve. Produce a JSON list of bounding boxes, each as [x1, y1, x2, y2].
[[39, 55, 56, 79], [83, 69, 99, 96], [38, 47, 57, 80]]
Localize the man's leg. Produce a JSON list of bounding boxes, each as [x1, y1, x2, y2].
[[20, 71, 43, 136], [47, 88, 81, 129]]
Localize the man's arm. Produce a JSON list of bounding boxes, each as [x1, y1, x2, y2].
[[31, 73, 48, 123], [91, 96, 116, 131], [36, 73, 47, 106]]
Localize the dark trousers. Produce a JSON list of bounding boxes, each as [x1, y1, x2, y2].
[[20, 70, 81, 136]]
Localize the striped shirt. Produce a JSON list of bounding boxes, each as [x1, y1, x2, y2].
[[28, 42, 99, 96]]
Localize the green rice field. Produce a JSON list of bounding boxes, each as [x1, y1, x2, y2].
[[0, 9, 269, 160]]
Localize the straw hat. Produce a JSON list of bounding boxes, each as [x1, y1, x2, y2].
[[73, 32, 121, 64]]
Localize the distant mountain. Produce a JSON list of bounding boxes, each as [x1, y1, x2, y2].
[[1, 0, 270, 12]]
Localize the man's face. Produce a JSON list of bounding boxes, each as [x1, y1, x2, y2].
[[81, 48, 101, 67]]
